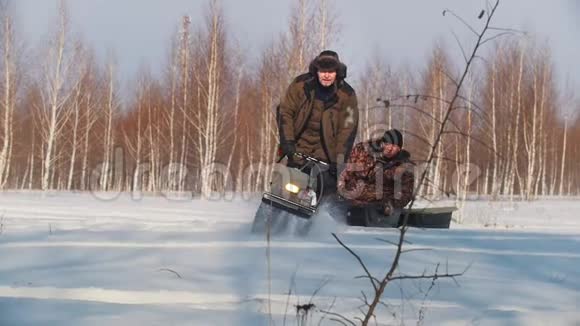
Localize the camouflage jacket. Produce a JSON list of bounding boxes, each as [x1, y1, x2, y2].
[[337, 140, 415, 209]]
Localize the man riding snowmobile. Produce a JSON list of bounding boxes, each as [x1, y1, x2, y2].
[[251, 50, 359, 234], [277, 50, 359, 200], [337, 129, 415, 225]]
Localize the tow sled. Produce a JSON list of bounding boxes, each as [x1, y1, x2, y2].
[[346, 204, 456, 229]]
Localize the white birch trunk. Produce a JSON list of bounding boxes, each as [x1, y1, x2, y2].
[[224, 64, 243, 191], [178, 16, 190, 192], [80, 92, 95, 190], [559, 118, 568, 195], [491, 58, 499, 197], [100, 62, 115, 191], [66, 85, 81, 190], [0, 14, 15, 187], [201, 3, 221, 197], [28, 128, 35, 189], [524, 65, 538, 199], [168, 54, 177, 190], [508, 42, 526, 200], [318, 0, 327, 49], [41, 7, 67, 190]]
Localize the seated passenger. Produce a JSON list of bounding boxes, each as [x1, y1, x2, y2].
[[337, 129, 415, 217]]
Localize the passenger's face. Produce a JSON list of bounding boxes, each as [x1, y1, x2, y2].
[[382, 143, 401, 158]]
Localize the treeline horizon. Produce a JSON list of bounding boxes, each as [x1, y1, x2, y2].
[[1, 0, 579, 200]]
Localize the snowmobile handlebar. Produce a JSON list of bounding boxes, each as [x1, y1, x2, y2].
[[292, 152, 330, 167], [276, 148, 330, 167]]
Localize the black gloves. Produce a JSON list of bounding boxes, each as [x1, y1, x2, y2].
[[328, 162, 338, 177], [280, 141, 296, 158]]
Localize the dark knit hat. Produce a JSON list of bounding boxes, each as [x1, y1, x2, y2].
[[382, 129, 403, 147]]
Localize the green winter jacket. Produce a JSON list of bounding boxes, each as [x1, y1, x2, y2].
[[276, 73, 359, 164]]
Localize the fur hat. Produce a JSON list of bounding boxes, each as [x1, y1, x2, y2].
[[308, 50, 347, 79]]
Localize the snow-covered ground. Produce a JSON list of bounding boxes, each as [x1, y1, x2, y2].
[[0, 190, 579, 325]]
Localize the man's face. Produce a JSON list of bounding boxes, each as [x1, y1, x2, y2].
[[382, 143, 401, 158], [317, 70, 337, 87]]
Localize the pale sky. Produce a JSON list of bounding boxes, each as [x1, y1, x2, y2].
[[9, 0, 580, 103]]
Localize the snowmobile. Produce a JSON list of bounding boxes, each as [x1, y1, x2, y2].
[[250, 152, 330, 235], [250, 151, 456, 234]]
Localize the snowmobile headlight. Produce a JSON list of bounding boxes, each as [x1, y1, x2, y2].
[[285, 183, 300, 194]]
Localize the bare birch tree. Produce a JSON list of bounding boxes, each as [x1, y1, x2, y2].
[[99, 56, 120, 191], [315, 0, 340, 50], [79, 60, 101, 191], [198, 0, 223, 198], [559, 116, 569, 195], [37, 0, 84, 190], [0, 3, 19, 188], [65, 62, 84, 190], [177, 15, 191, 192]]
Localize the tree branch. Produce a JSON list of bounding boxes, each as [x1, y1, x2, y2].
[[332, 233, 378, 292]]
